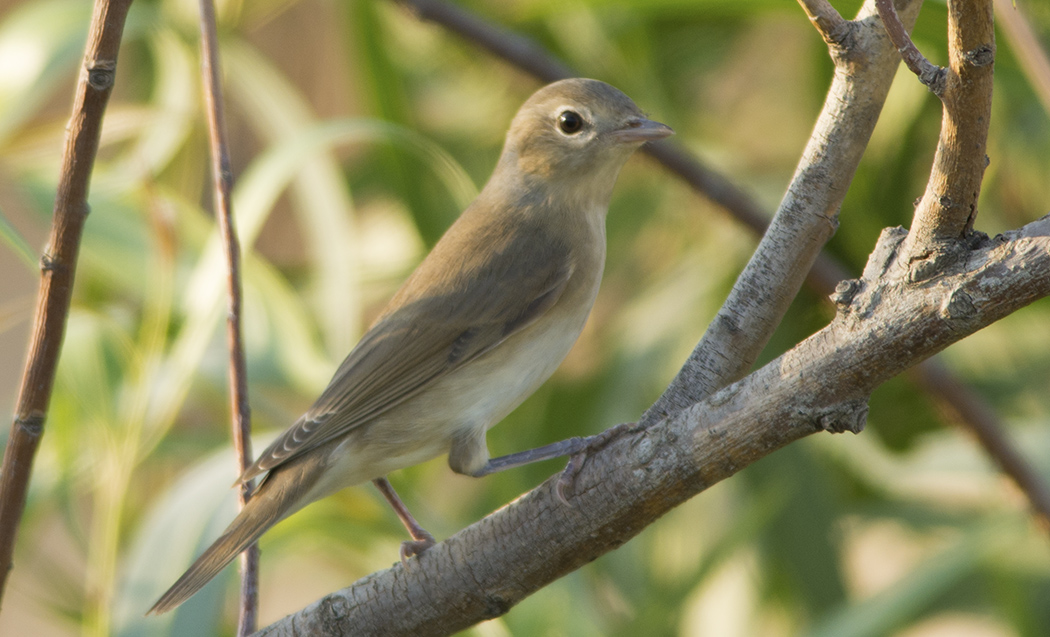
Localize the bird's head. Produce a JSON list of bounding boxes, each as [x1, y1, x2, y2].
[[493, 78, 673, 207]]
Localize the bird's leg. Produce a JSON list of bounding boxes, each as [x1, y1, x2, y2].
[[472, 422, 640, 505], [554, 422, 640, 503], [372, 477, 436, 564]]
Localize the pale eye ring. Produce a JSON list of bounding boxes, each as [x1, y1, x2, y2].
[[557, 110, 584, 134]]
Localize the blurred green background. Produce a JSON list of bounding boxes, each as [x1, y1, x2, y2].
[[1, 0, 1049, 635]]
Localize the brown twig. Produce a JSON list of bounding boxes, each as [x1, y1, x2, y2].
[[875, 0, 948, 94], [198, 0, 258, 632], [899, 0, 995, 256], [797, 0, 853, 46], [867, 1, 1045, 529], [0, 0, 133, 606]]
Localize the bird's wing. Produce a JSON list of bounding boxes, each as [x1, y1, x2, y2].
[[240, 224, 573, 482]]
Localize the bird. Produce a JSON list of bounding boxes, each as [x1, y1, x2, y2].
[[148, 77, 672, 615]]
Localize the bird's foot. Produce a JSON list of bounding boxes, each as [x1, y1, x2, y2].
[[555, 422, 640, 505], [399, 530, 437, 567]]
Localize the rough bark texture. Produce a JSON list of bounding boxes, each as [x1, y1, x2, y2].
[[398, 0, 1046, 526], [902, 0, 995, 259]]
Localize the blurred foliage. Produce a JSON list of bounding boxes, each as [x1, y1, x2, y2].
[[0, 0, 1049, 635]]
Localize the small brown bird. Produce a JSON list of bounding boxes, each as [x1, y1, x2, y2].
[[149, 78, 672, 614]]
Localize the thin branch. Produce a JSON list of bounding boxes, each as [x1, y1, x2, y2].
[[875, 0, 948, 94], [198, 0, 258, 633], [0, 0, 133, 606], [901, 0, 995, 258], [797, 0, 853, 46], [255, 216, 1050, 637], [639, 141, 774, 245]]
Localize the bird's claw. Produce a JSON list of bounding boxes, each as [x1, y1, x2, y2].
[[399, 531, 437, 567], [555, 422, 640, 505]]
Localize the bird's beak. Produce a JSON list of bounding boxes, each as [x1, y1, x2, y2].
[[612, 117, 674, 143]]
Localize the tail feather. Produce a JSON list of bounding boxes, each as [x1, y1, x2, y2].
[[148, 460, 320, 615]]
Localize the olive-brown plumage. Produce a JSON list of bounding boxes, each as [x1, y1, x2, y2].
[[149, 78, 672, 615]]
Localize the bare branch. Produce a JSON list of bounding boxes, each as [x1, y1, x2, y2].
[[875, 0, 948, 94], [198, 0, 258, 632], [797, 0, 853, 46], [0, 0, 133, 605], [902, 0, 995, 259], [256, 216, 1050, 637], [644, 0, 923, 421]]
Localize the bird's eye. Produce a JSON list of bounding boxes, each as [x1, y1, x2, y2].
[[557, 110, 584, 135]]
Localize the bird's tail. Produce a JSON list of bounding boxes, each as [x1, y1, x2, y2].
[[147, 460, 320, 615]]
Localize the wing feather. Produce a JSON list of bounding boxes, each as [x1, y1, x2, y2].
[[240, 212, 574, 482]]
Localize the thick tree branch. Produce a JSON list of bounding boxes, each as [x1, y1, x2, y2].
[[643, 0, 922, 422], [256, 216, 1050, 637], [0, 0, 133, 605], [198, 0, 258, 632], [900, 0, 995, 259]]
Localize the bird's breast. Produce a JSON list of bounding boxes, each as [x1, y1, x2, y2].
[[390, 218, 605, 436]]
